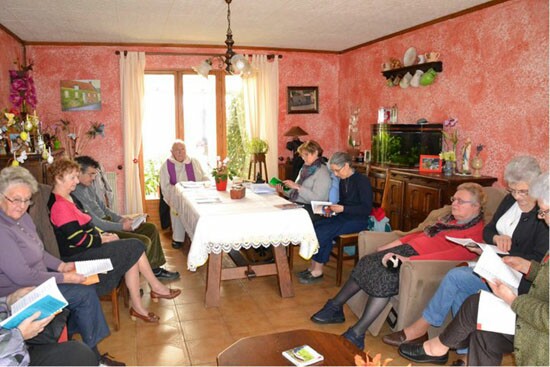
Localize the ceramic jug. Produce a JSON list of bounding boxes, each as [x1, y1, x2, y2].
[[410, 70, 424, 87], [400, 72, 413, 88], [420, 68, 437, 86], [425, 51, 440, 62]]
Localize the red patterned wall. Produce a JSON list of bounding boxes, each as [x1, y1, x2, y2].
[[0, 31, 23, 108]]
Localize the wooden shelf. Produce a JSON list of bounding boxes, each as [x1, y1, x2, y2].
[[382, 61, 443, 80]]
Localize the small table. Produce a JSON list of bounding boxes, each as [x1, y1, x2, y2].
[[217, 329, 365, 366]]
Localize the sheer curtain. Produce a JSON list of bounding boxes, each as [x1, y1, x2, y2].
[[119, 51, 146, 213], [243, 55, 279, 180]]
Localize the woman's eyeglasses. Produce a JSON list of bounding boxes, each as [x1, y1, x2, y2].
[[450, 196, 476, 205], [2, 193, 33, 207], [506, 188, 530, 197]]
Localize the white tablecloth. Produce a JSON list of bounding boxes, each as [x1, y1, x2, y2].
[[173, 184, 319, 271]]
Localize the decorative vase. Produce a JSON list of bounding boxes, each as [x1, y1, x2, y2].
[[443, 160, 454, 176], [471, 156, 483, 177], [215, 178, 228, 191]]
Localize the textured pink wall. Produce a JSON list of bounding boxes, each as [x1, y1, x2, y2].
[[338, 0, 549, 183], [0, 29, 24, 108]]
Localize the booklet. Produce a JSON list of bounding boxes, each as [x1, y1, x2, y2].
[[130, 213, 148, 230], [268, 177, 290, 191], [473, 245, 522, 292], [445, 236, 509, 255], [75, 259, 113, 277], [282, 345, 324, 366], [0, 277, 68, 329], [311, 201, 335, 216], [250, 183, 276, 194], [274, 203, 304, 210], [477, 290, 516, 335]]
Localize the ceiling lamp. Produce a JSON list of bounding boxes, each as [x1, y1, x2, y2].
[[193, 0, 251, 78]]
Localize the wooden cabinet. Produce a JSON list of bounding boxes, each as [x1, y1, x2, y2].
[[278, 161, 293, 181], [0, 149, 65, 185]]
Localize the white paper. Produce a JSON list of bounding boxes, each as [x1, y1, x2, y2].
[[250, 183, 276, 194], [473, 245, 522, 291], [75, 259, 113, 277], [131, 214, 148, 230], [445, 236, 509, 255], [179, 181, 203, 189], [477, 290, 516, 335], [310, 201, 333, 215]]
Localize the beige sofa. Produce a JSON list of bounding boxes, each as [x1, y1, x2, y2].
[[346, 186, 506, 336]]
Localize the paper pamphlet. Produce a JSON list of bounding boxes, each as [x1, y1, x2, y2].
[[476, 290, 516, 335], [131, 214, 148, 230], [473, 245, 522, 291], [311, 201, 334, 216], [0, 277, 68, 329], [75, 259, 113, 277], [282, 345, 324, 366], [250, 183, 276, 194], [179, 181, 203, 189], [445, 236, 509, 255], [274, 203, 304, 210]]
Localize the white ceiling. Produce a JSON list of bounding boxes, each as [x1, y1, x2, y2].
[[0, 0, 494, 52]]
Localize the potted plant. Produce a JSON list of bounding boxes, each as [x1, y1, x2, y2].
[[246, 137, 269, 157], [211, 157, 236, 191]]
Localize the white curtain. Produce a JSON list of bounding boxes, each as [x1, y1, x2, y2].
[[119, 51, 146, 213], [243, 54, 279, 180]]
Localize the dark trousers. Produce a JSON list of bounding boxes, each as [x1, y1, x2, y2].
[[439, 293, 515, 366], [312, 215, 368, 263], [58, 284, 110, 349], [28, 340, 98, 366]]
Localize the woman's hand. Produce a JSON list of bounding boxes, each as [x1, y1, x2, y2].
[[503, 256, 531, 275], [57, 262, 75, 273], [121, 218, 133, 231], [382, 252, 408, 264], [62, 272, 86, 284], [466, 246, 483, 255], [6, 288, 34, 306], [377, 239, 403, 252], [329, 204, 344, 214], [275, 184, 286, 194], [101, 232, 120, 243], [492, 234, 512, 253], [283, 180, 299, 190], [17, 312, 55, 340], [488, 279, 517, 306]]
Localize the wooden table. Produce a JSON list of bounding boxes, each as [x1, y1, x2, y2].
[[217, 329, 365, 366]]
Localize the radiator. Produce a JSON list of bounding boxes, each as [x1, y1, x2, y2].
[[104, 171, 118, 213]]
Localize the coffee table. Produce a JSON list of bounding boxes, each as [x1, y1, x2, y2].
[[217, 329, 365, 366]]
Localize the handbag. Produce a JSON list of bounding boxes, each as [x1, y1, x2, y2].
[[25, 309, 69, 345]]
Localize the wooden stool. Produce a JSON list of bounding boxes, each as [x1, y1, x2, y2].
[[248, 153, 268, 182]]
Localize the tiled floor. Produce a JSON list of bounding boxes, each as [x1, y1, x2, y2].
[[97, 229, 513, 366]]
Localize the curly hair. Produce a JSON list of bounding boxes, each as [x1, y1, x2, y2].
[[457, 182, 487, 209], [48, 158, 80, 182], [0, 166, 38, 194]]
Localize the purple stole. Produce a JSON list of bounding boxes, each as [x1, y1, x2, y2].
[[166, 159, 196, 185]]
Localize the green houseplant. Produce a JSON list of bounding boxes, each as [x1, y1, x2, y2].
[[246, 137, 269, 154]]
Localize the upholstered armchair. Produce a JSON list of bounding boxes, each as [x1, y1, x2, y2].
[[345, 186, 506, 336]]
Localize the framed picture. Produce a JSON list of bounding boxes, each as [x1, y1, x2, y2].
[[419, 154, 442, 173], [287, 86, 319, 114], [60, 79, 101, 111]]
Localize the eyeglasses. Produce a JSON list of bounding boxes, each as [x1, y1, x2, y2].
[[331, 166, 344, 174], [2, 193, 33, 207], [538, 209, 549, 218], [450, 196, 476, 205], [506, 188, 530, 197]]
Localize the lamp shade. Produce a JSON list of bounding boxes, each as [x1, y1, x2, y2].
[[283, 126, 308, 137]]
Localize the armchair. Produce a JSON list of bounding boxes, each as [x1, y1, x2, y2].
[[345, 186, 506, 336]]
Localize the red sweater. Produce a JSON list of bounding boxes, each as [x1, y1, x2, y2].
[[400, 220, 484, 261]]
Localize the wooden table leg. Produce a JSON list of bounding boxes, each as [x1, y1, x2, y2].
[[273, 245, 294, 298], [205, 252, 222, 307]]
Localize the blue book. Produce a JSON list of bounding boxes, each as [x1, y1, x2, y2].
[[0, 278, 68, 329]]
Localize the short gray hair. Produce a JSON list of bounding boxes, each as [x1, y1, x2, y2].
[[529, 173, 549, 206], [503, 156, 541, 185], [0, 167, 38, 194], [329, 152, 353, 168]]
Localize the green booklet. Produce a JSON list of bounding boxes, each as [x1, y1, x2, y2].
[[269, 177, 290, 191], [282, 345, 324, 366]]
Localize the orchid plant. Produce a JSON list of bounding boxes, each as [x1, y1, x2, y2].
[[211, 156, 236, 183], [440, 117, 459, 162]]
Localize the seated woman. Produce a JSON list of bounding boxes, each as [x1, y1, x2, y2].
[[0, 166, 121, 365], [383, 155, 548, 349], [1, 287, 97, 366], [276, 140, 332, 221], [399, 173, 549, 366], [297, 152, 372, 284], [310, 182, 487, 350], [47, 159, 181, 323]]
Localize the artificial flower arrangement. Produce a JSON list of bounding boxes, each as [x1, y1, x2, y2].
[[439, 117, 459, 162], [54, 119, 106, 160], [211, 156, 236, 183]]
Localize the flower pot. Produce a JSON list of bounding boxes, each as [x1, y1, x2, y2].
[[215, 179, 228, 191], [471, 157, 483, 177]]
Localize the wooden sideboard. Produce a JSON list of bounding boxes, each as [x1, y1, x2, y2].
[[0, 149, 65, 185], [353, 163, 498, 231]]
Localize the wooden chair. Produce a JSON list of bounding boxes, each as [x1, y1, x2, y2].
[[100, 281, 129, 331]]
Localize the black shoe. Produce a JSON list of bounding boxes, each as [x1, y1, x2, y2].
[[298, 272, 323, 284], [342, 328, 365, 350], [172, 241, 183, 249], [398, 343, 449, 364], [311, 299, 345, 324], [296, 269, 311, 277], [99, 353, 126, 366], [153, 268, 180, 280]]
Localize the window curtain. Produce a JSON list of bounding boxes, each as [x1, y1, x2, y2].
[[242, 55, 279, 181], [119, 51, 146, 213]]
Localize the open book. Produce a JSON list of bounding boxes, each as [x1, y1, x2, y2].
[[477, 290, 516, 335], [473, 245, 522, 292], [130, 214, 148, 230], [282, 345, 324, 366], [268, 177, 290, 191], [0, 277, 68, 329], [445, 236, 509, 255], [75, 259, 113, 285], [311, 201, 335, 216]]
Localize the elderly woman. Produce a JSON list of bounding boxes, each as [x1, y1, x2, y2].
[[47, 159, 181, 324], [276, 140, 332, 221], [298, 152, 372, 284], [1, 287, 97, 366], [383, 156, 547, 350], [160, 139, 207, 249], [399, 173, 549, 366], [0, 166, 120, 365], [311, 182, 487, 350]]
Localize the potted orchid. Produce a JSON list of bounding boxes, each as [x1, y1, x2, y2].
[[439, 117, 459, 175]]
